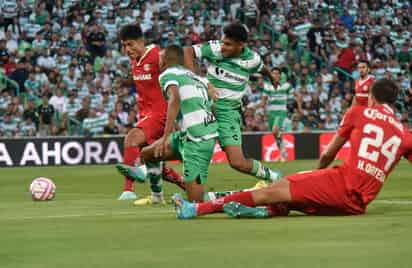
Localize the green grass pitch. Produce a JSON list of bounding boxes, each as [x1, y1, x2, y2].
[[0, 160, 411, 268]]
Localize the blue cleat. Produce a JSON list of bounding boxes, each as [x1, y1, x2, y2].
[[172, 193, 197, 219], [117, 191, 138, 201], [223, 202, 269, 219], [116, 164, 147, 183]]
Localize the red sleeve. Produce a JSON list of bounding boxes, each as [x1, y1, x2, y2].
[[337, 106, 360, 138]]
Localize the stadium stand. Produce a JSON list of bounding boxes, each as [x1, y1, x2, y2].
[[0, 0, 411, 137]]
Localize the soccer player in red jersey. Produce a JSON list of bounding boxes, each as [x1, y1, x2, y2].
[[353, 61, 374, 106], [116, 24, 184, 203], [172, 78, 412, 219]]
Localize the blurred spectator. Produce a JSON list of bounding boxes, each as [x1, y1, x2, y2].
[[49, 88, 66, 114], [19, 117, 36, 136], [0, 113, 17, 136], [104, 115, 120, 135], [86, 24, 106, 60], [37, 95, 55, 136], [23, 100, 39, 129], [10, 60, 29, 94], [82, 108, 108, 136]]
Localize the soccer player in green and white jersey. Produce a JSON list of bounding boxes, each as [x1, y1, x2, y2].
[[183, 22, 281, 182], [124, 45, 219, 201], [260, 67, 293, 162]]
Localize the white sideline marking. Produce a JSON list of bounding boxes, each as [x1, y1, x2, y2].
[[374, 200, 412, 205], [0, 210, 173, 221], [1, 200, 412, 221]]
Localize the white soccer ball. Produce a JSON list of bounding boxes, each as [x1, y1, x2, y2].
[[29, 177, 56, 201]]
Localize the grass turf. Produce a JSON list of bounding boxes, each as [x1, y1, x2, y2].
[[0, 160, 411, 268]]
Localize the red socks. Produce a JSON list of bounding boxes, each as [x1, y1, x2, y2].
[[267, 203, 289, 217], [123, 146, 140, 192], [162, 165, 186, 190], [196, 191, 256, 216]]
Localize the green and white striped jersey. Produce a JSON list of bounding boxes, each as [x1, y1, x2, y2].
[[1, 120, 18, 136], [260, 81, 292, 113], [82, 113, 108, 135], [63, 100, 81, 117], [159, 65, 218, 142], [193, 40, 263, 109], [293, 23, 312, 48]]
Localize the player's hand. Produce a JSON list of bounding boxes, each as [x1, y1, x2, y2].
[[208, 83, 218, 102], [154, 135, 170, 158]]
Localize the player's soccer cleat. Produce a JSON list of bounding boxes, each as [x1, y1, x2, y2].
[[223, 202, 269, 219], [162, 165, 186, 190], [133, 195, 166, 205], [249, 180, 270, 191], [116, 164, 146, 183], [118, 191, 138, 201], [172, 193, 197, 219]]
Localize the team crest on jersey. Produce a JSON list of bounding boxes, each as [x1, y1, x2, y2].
[[363, 85, 368, 91], [143, 64, 150, 71]]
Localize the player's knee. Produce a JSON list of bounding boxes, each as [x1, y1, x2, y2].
[[124, 128, 146, 147], [272, 126, 279, 135]]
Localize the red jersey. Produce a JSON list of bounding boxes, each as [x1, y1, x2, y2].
[[337, 104, 412, 205], [131, 44, 167, 119], [354, 76, 374, 106]]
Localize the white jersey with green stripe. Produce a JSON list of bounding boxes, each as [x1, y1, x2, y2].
[[261, 81, 292, 113], [193, 40, 263, 109], [159, 65, 218, 142]]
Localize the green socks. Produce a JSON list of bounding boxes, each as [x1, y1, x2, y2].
[[251, 160, 282, 182]]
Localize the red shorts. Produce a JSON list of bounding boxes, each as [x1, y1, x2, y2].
[[286, 167, 366, 216], [136, 113, 166, 145]]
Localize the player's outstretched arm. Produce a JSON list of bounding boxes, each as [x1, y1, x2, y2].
[[318, 134, 347, 169], [154, 85, 181, 158], [183, 47, 196, 73]]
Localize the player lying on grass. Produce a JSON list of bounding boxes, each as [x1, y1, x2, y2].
[[118, 45, 219, 202], [116, 24, 185, 204], [172, 78, 412, 219], [183, 22, 282, 183]]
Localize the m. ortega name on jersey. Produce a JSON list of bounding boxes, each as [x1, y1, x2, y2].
[[133, 74, 152, 81], [364, 108, 404, 132], [357, 159, 386, 182]]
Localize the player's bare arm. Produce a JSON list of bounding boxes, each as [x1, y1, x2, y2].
[[318, 134, 347, 169], [154, 85, 180, 158], [183, 47, 196, 73]]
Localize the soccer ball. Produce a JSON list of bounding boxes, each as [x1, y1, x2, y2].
[[29, 177, 56, 201]]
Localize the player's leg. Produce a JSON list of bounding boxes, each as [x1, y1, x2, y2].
[[181, 137, 216, 202], [117, 128, 146, 200], [172, 178, 292, 219], [224, 168, 367, 218], [270, 113, 287, 162], [217, 108, 281, 182], [133, 136, 179, 205], [223, 202, 289, 219]]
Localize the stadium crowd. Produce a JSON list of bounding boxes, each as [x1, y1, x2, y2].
[[0, 0, 411, 137]]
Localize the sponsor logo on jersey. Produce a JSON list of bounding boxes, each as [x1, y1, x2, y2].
[[133, 74, 152, 81], [363, 108, 404, 132]]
